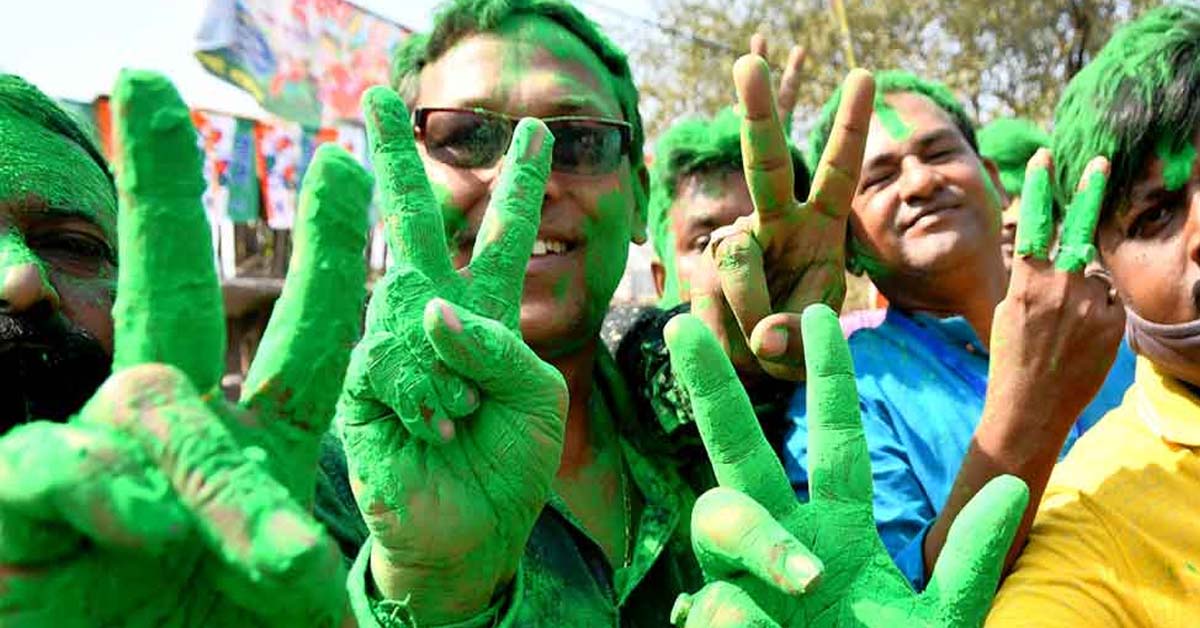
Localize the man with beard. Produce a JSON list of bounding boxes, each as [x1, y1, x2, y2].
[[0, 71, 371, 626], [0, 74, 115, 431], [988, 4, 1200, 624]]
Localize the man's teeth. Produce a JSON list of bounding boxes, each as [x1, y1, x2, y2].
[[531, 239, 569, 255]]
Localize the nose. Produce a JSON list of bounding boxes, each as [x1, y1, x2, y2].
[[0, 236, 59, 314], [898, 156, 940, 205]]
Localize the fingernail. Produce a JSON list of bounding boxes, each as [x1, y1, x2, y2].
[[785, 551, 822, 592], [438, 300, 463, 333], [438, 418, 456, 442], [760, 325, 788, 357], [670, 593, 693, 626]]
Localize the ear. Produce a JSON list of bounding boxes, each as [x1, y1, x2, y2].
[[650, 258, 666, 297], [631, 163, 650, 244], [981, 157, 1010, 208]]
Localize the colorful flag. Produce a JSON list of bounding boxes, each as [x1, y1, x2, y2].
[[193, 110, 261, 224], [255, 119, 305, 229], [196, 0, 411, 126]]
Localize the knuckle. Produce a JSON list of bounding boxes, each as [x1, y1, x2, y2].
[[715, 235, 760, 271]]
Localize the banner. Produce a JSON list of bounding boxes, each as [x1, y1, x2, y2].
[[193, 110, 261, 223], [255, 119, 305, 229], [195, 0, 411, 126]]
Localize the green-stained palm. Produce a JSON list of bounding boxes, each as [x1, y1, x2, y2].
[[666, 307, 1028, 627]]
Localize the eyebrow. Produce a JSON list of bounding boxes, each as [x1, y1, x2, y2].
[[863, 128, 962, 172], [448, 94, 613, 119]]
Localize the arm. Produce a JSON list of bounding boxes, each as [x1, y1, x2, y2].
[[923, 151, 1124, 577]]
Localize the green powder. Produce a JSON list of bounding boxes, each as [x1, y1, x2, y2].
[[874, 96, 912, 142], [1015, 165, 1053, 259], [1156, 135, 1197, 192], [1055, 169, 1106, 272]]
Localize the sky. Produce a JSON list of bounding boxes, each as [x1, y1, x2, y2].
[[0, 0, 652, 116]]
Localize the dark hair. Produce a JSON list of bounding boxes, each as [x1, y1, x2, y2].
[[806, 70, 978, 170], [390, 0, 645, 193], [978, 117, 1051, 197], [1052, 3, 1200, 219], [648, 107, 809, 265], [0, 74, 112, 187]]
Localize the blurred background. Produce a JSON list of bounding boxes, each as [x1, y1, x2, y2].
[[0, 0, 1155, 388]]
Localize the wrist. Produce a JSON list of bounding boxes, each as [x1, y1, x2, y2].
[[368, 542, 504, 624]]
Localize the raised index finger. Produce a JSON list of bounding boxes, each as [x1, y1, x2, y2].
[[665, 313, 795, 518], [362, 86, 456, 286], [110, 70, 225, 394], [802, 304, 872, 507], [805, 69, 874, 221], [734, 55, 795, 220], [466, 118, 553, 326]]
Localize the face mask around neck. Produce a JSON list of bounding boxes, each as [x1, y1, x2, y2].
[[1125, 306, 1200, 389]]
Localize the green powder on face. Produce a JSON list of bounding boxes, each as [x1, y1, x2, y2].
[[1156, 134, 1197, 192], [0, 97, 116, 237], [0, 228, 51, 295], [874, 96, 912, 142]]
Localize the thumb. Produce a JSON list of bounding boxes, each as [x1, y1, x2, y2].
[[923, 475, 1029, 624]]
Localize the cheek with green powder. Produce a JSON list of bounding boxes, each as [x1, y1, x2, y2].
[[581, 186, 633, 325]]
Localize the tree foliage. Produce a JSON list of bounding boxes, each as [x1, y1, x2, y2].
[[624, 0, 1158, 140]]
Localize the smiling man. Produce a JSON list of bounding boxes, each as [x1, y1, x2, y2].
[[315, 1, 712, 625], [782, 71, 1133, 590], [0, 75, 116, 434]]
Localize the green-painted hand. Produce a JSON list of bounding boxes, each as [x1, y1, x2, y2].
[[335, 87, 567, 624], [0, 70, 372, 627], [690, 65, 873, 381], [664, 307, 1029, 627]]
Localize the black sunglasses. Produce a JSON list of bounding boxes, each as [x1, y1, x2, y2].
[[413, 107, 633, 176]]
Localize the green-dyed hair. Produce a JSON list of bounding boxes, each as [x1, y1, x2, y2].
[[647, 107, 810, 266], [977, 118, 1050, 197], [806, 70, 979, 170], [390, 0, 646, 208], [1052, 3, 1200, 220], [0, 74, 112, 188]]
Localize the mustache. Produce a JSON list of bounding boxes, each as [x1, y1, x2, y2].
[[0, 304, 111, 435]]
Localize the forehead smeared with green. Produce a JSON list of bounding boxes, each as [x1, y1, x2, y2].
[[978, 118, 1050, 197], [807, 70, 978, 171], [391, 0, 645, 196], [1053, 3, 1200, 218], [0, 75, 116, 234], [648, 108, 742, 263], [649, 108, 810, 260]]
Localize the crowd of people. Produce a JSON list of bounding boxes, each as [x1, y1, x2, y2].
[[0, 0, 1197, 625]]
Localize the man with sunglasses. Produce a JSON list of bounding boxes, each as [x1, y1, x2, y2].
[[314, 1, 707, 625]]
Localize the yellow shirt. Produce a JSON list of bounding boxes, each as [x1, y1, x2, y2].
[[988, 358, 1200, 627]]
